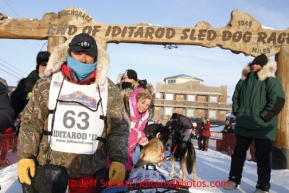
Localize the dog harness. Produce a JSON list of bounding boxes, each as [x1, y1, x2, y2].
[[172, 144, 178, 155], [128, 163, 177, 193], [129, 163, 172, 182]]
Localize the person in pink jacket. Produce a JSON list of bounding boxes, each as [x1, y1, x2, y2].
[[126, 87, 153, 173], [106, 87, 153, 179]]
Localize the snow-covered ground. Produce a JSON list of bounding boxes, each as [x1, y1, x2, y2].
[[1, 143, 289, 193]]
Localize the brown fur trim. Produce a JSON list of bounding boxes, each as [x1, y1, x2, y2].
[[123, 94, 130, 116], [116, 73, 124, 84], [241, 65, 251, 80], [241, 59, 277, 81], [45, 39, 110, 86], [258, 59, 277, 81], [146, 83, 154, 94]]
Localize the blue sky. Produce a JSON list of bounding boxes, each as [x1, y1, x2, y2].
[[0, 0, 288, 103]]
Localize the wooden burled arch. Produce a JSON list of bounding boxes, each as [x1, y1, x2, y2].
[[1, 7, 288, 169], [0, 7, 288, 55]]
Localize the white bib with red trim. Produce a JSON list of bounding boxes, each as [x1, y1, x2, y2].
[[47, 71, 107, 154]]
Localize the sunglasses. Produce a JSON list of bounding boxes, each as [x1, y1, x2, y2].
[[69, 41, 96, 49]]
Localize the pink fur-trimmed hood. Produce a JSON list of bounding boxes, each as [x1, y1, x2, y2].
[[44, 39, 110, 85]]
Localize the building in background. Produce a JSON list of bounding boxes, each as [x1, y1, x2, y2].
[[153, 74, 232, 124]]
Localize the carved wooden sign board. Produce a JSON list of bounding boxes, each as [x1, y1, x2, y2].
[[0, 6, 289, 56], [1, 7, 289, 168]]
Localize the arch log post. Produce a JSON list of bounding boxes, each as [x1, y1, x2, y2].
[[272, 45, 289, 169], [47, 36, 66, 53]]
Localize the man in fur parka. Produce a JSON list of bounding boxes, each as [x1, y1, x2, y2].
[[224, 54, 285, 193], [17, 33, 130, 193]]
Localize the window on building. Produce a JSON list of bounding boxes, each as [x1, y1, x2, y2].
[[165, 93, 174, 100], [156, 93, 164, 99], [197, 95, 207, 102], [210, 96, 218, 103], [165, 107, 172, 115], [175, 108, 183, 115], [187, 109, 194, 117], [209, 110, 217, 119], [187, 95, 195, 101], [176, 94, 184, 101], [168, 79, 176, 84]]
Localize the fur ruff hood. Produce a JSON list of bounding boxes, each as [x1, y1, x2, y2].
[[116, 73, 124, 84], [241, 58, 277, 81], [44, 39, 110, 85]]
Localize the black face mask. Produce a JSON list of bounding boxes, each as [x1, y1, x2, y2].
[[121, 82, 132, 89]]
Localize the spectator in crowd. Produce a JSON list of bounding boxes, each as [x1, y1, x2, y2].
[[117, 69, 139, 114], [183, 117, 194, 142], [169, 113, 193, 142], [221, 119, 234, 133], [114, 70, 155, 174], [11, 51, 50, 118], [108, 86, 153, 179], [0, 77, 15, 133], [120, 69, 139, 90], [189, 121, 197, 143], [201, 117, 211, 151], [116, 70, 155, 118], [0, 78, 15, 165], [224, 54, 285, 193], [125, 88, 152, 175], [170, 113, 183, 138], [17, 33, 130, 193]]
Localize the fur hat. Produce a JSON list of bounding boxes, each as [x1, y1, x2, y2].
[[252, 54, 268, 67], [36, 51, 50, 72], [123, 69, 138, 81], [68, 33, 98, 56], [44, 38, 110, 86]]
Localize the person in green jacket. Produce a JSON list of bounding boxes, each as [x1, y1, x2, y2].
[[224, 54, 285, 193]]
